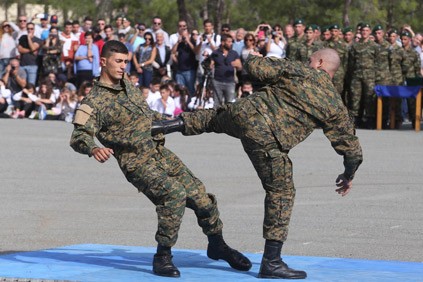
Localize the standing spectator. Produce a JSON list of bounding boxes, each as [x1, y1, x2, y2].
[[104, 24, 116, 42], [41, 15, 59, 40], [31, 13, 50, 40], [220, 23, 231, 36], [92, 26, 105, 55], [42, 26, 62, 76], [60, 21, 79, 79], [133, 32, 157, 87], [114, 15, 124, 36], [120, 17, 136, 42], [130, 23, 146, 51], [266, 24, 286, 58], [169, 20, 188, 49], [0, 21, 17, 76], [232, 28, 246, 56], [74, 31, 100, 88], [151, 83, 175, 117], [79, 16, 93, 46], [71, 20, 81, 41], [117, 33, 133, 74], [97, 18, 107, 39], [145, 16, 170, 46], [17, 22, 42, 85], [172, 28, 197, 97], [196, 19, 221, 71], [10, 15, 28, 43], [347, 23, 379, 128], [1, 58, 27, 98], [240, 33, 257, 83], [153, 31, 171, 81], [401, 30, 422, 128], [210, 34, 242, 107], [283, 24, 295, 41]]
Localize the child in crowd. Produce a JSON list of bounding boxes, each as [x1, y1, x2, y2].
[[12, 83, 36, 118], [172, 84, 189, 116], [151, 83, 175, 117], [188, 83, 214, 110]]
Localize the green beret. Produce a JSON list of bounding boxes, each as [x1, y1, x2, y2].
[[361, 22, 371, 29], [343, 27, 353, 34], [372, 24, 383, 32], [330, 24, 340, 30], [401, 31, 412, 38], [321, 26, 330, 32], [314, 24, 321, 31], [305, 25, 314, 32], [294, 18, 305, 26], [387, 29, 398, 36]]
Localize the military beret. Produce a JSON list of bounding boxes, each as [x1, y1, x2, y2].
[[115, 14, 125, 20], [387, 29, 398, 36], [321, 26, 330, 32], [356, 22, 363, 29], [330, 24, 340, 30], [294, 18, 305, 26], [314, 24, 321, 31], [342, 27, 353, 34], [372, 24, 383, 32], [305, 25, 315, 32], [401, 31, 412, 38], [361, 22, 371, 29]]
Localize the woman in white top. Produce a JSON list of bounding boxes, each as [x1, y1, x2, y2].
[[151, 83, 175, 117], [266, 24, 286, 58], [0, 21, 17, 76]]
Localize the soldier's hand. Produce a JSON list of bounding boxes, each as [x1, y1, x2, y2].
[[335, 174, 352, 197], [92, 147, 114, 163]]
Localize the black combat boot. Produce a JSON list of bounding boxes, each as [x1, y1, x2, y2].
[[258, 240, 307, 279], [207, 233, 252, 271], [153, 245, 180, 278], [151, 117, 185, 136]]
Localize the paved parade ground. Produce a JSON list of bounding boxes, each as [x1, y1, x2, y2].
[[1, 119, 422, 281]]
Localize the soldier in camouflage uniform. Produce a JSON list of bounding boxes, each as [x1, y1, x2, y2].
[[324, 24, 349, 105], [401, 31, 422, 127], [297, 25, 323, 63], [373, 25, 393, 128], [152, 49, 363, 279], [286, 19, 306, 61], [387, 29, 406, 128], [69, 40, 251, 278], [347, 23, 379, 128]]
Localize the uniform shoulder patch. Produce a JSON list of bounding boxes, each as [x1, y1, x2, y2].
[[73, 104, 94, 125]]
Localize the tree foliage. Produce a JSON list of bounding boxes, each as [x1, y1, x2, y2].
[[4, 0, 423, 34]]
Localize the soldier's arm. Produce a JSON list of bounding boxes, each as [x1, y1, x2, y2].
[[244, 55, 290, 84], [414, 52, 422, 77], [70, 103, 100, 157], [321, 107, 363, 181]]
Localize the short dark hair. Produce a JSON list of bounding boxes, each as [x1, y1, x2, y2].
[[101, 40, 128, 58], [203, 19, 213, 26], [221, 34, 233, 42], [64, 21, 72, 27]]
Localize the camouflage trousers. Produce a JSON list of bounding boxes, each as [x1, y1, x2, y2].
[[126, 144, 223, 247], [181, 100, 296, 242], [349, 75, 376, 119]]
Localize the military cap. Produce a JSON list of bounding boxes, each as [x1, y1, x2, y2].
[[401, 31, 412, 38], [372, 24, 383, 32], [356, 22, 364, 29], [342, 27, 353, 34], [115, 14, 124, 20], [361, 22, 371, 29], [314, 24, 321, 31], [294, 18, 305, 26], [330, 24, 340, 30], [321, 26, 330, 32], [387, 29, 398, 36], [305, 25, 315, 32]]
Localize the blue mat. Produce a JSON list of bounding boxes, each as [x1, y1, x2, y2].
[[0, 244, 422, 281]]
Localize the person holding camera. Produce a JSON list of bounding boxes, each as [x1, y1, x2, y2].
[[2, 58, 27, 99], [266, 24, 287, 58], [195, 19, 221, 78]]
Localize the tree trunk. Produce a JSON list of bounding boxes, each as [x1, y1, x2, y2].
[[96, 0, 113, 21], [386, 0, 394, 30], [343, 0, 351, 27], [177, 0, 195, 30], [17, 0, 26, 17]]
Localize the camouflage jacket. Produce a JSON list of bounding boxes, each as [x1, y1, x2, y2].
[[388, 43, 406, 85], [297, 40, 324, 63], [286, 35, 307, 60], [244, 56, 363, 179], [375, 40, 392, 85], [402, 47, 422, 80], [324, 39, 348, 74], [348, 40, 379, 79], [70, 78, 164, 175]]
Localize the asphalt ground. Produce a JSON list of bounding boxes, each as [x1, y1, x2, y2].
[[0, 119, 422, 263]]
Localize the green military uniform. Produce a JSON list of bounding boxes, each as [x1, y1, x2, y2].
[[180, 56, 363, 242], [297, 26, 323, 63], [287, 35, 306, 61], [70, 79, 223, 247], [402, 41, 422, 123], [347, 38, 379, 125]]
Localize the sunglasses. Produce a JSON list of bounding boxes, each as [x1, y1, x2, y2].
[[153, 22, 161, 25], [179, 25, 186, 28], [145, 37, 152, 40], [19, 19, 27, 22], [27, 28, 34, 30], [246, 38, 255, 42], [2, 25, 10, 28], [222, 29, 230, 32], [192, 33, 199, 36]]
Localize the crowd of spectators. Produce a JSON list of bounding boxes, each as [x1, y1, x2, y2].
[[1, 13, 422, 129]]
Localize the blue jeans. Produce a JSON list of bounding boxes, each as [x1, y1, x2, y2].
[[212, 80, 236, 108], [0, 58, 10, 77], [175, 69, 196, 97], [138, 69, 153, 87], [22, 65, 38, 85]]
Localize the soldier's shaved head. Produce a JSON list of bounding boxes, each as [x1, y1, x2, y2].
[[310, 48, 340, 78], [101, 40, 128, 58]]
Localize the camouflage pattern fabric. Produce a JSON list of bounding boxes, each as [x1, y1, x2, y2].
[[388, 44, 406, 122], [402, 47, 422, 121], [347, 40, 379, 119], [70, 78, 223, 247], [297, 41, 323, 63], [324, 39, 349, 104], [375, 40, 392, 121], [180, 55, 363, 241], [286, 36, 306, 61]]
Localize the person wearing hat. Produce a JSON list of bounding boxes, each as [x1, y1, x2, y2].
[[321, 26, 331, 42], [373, 24, 392, 128], [347, 22, 379, 128], [401, 30, 422, 128], [324, 24, 349, 106], [286, 18, 306, 60], [343, 27, 354, 47], [296, 25, 323, 62], [119, 17, 136, 42], [31, 13, 50, 40]]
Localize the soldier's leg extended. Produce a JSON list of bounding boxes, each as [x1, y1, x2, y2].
[[159, 146, 252, 271], [239, 114, 306, 279]]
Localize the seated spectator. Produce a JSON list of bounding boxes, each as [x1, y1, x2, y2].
[[46, 87, 77, 122], [237, 80, 253, 98], [2, 58, 27, 99], [151, 83, 175, 117], [139, 85, 150, 100], [172, 84, 189, 115], [188, 83, 214, 110], [145, 77, 161, 108], [75, 80, 93, 109], [128, 71, 139, 86], [12, 83, 36, 118], [73, 31, 100, 88], [0, 21, 17, 77], [0, 79, 12, 118], [42, 26, 62, 76]]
